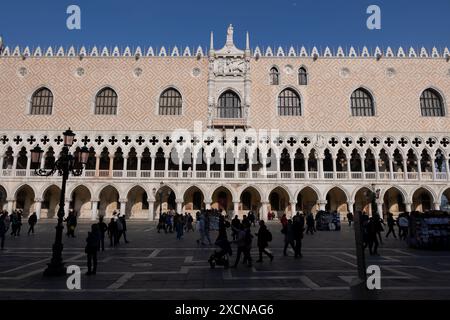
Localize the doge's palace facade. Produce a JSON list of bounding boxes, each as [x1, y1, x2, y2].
[[0, 26, 450, 221]]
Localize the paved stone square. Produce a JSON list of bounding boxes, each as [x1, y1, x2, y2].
[[1, 220, 450, 300]]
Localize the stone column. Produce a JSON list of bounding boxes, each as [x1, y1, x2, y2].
[[361, 157, 366, 180], [176, 200, 183, 214], [289, 201, 297, 218], [347, 201, 354, 214], [26, 156, 32, 176], [332, 156, 337, 179], [91, 200, 99, 220], [276, 155, 281, 179], [7, 198, 14, 214], [290, 156, 295, 178], [148, 200, 155, 221], [417, 158, 422, 181], [164, 156, 169, 178], [34, 198, 42, 220], [431, 156, 437, 181], [445, 155, 450, 181], [40, 153, 45, 169], [220, 156, 224, 178], [376, 201, 384, 217], [206, 156, 211, 178], [149, 155, 154, 178], [234, 156, 239, 178], [64, 199, 70, 216], [403, 158, 408, 180], [304, 157, 309, 178], [233, 201, 240, 216], [374, 155, 380, 180], [12, 155, 18, 170], [95, 155, 100, 177], [405, 202, 412, 213], [192, 153, 197, 177], [318, 156, 324, 180], [262, 157, 267, 177], [347, 156, 351, 179], [389, 157, 394, 180], [120, 199, 127, 217], [249, 154, 253, 178], [109, 155, 114, 176], [318, 200, 327, 211], [261, 201, 269, 222], [178, 156, 183, 178], [123, 156, 128, 177], [0, 156, 4, 173], [205, 201, 212, 210], [434, 202, 441, 210]]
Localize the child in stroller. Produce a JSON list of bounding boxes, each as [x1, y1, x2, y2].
[[208, 238, 232, 269]]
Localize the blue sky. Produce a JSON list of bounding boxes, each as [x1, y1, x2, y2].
[[0, 0, 449, 50]]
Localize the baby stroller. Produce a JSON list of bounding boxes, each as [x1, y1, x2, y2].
[[208, 239, 232, 269]]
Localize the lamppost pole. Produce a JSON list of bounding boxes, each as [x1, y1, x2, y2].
[[31, 128, 89, 277]]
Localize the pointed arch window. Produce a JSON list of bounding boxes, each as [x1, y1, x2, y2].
[[95, 87, 118, 115], [298, 67, 308, 85], [159, 88, 182, 115], [278, 88, 302, 116], [350, 88, 374, 116], [270, 67, 279, 85], [218, 90, 241, 118], [420, 88, 445, 117], [30, 88, 53, 115]]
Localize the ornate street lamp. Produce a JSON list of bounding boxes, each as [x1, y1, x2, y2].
[[31, 128, 89, 276]]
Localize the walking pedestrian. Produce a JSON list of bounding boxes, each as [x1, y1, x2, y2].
[[107, 218, 117, 247], [196, 212, 206, 245], [385, 212, 397, 239], [10, 211, 19, 237], [27, 212, 37, 235], [398, 214, 409, 240], [85, 224, 100, 275], [293, 213, 304, 258], [366, 217, 379, 255], [65, 210, 77, 238], [283, 219, 295, 256], [231, 215, 240, 241], [232, 224, 247, 268], [306, 213, 315, 235], [97, 216, 108, 251], [0, 212, 7, 250], [119, 214, 129, 243], [255, 220, 273, 263], [347, 212, 354, 227]]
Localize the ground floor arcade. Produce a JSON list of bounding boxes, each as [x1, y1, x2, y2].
[[0, 181, 448, 221]]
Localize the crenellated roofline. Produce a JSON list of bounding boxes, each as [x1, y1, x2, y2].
[[0, 45, 449, 59]]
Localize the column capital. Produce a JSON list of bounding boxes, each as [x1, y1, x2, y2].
[[34, 198, 43, 202], [6, 198, 14, 202], [317, 200, 327, 205], [119, 199, 128, 203], [91, 198, 100, 203], [347, 201, 355, 205]]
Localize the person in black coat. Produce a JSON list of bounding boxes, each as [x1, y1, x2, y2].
[[27, 212, 37, 235], [293, 213, 304, 258], [255, 220, 273, 262], [231, 215, 240, 241], [97, 216, 108, 251], [107, 218, 117, 247], [119, 214, 129, 243], [85, 224, 100, 275], [385, 212, 397, 239]]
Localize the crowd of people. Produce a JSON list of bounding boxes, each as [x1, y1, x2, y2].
[[0, 205, 417, 275]]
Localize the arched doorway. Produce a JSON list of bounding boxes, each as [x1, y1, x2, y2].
[[212, 186, 233, 213], [325, 187, 348, 218], [354, 187, 373, 215], [239, 187, 262, 218], [412, 188, 433, 212], [126, 186, 149, 219], [98, 185, 120, 217], [183, 186, 205, 213], [14, 185, 35, 217], [154, 185, 176, 218], [268, 186, 290, 218], [42, 185, 61, 219], [441, 188, 450, 212], [383, 187, 406, 217], [296, 187, 319, 214], [0, 185, 7, 211], [71, 185, 92, 219]]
